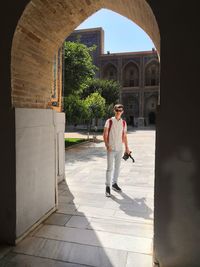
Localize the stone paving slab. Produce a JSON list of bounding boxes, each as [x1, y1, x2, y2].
[[65, 215, 91, 229], [0, 246, 12, 261], [87, 217, 153, 238], [126, 252, 153, 267], [12, 237, 128, 267], [44, 213, 72, 226], [34, 224, 152, 254], [1, 253, 89, 267]]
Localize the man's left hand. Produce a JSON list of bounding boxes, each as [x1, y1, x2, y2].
[[125, 148, 131, 155]]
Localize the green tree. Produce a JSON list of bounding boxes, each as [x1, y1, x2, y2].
[[64, 41, 97, 96], [64, 95, 87, 125], [84, 92, 106, 127], [82, 78, 120, 105]]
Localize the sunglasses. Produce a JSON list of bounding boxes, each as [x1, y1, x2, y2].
[[115, 109, 123, 112]]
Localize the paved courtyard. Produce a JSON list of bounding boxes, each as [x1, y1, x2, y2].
[[0, 128, 155, 267]]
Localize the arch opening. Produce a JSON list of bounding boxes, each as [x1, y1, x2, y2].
[[123, 61, 140, 87], [9, 1, 160, 265]]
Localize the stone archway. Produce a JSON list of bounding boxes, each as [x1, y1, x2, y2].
[[8, 0, 160, 246]]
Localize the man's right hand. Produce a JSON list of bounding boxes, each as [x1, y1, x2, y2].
[[106, 144, 112, 152]]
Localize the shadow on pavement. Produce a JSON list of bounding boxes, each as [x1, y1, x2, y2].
[[111, 192, 153, 220]]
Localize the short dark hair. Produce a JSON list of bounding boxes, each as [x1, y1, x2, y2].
[[114, 104, 124, 110]]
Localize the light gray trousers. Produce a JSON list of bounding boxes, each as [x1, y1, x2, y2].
[[106, 150, 123, 186]]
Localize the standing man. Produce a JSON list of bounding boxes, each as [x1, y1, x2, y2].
[[103, 104, 130, 197]]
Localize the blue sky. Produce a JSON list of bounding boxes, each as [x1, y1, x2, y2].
[[76, 9, 155, 53]]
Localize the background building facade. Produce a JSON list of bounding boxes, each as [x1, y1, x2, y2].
[[66, 28, 159, 126]]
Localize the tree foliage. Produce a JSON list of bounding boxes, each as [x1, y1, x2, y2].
[[84, 92, 106, 126], [64, 41, 97, 96], [64, 94, 87, 124], [82, 78, 120, 105]]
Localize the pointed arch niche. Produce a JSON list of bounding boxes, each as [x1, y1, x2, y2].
[[102, 62, 118, 81], [123, 61, 139, 87], [145, 60, 159, 86]]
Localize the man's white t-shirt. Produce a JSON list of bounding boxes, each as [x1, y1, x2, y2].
[[104, 117, 127, 151]]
